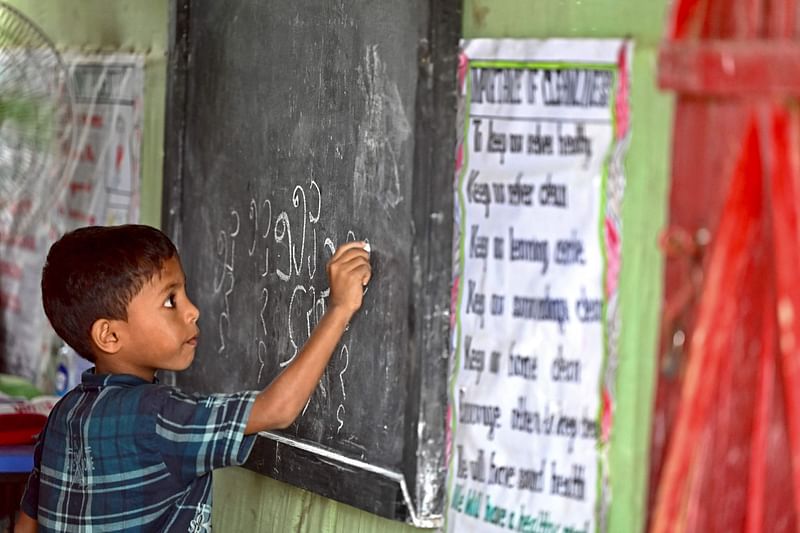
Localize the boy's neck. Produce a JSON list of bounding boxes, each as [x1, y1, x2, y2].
[[94, 358, 157, 382]]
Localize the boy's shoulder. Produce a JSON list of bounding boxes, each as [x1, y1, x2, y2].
[[46, 376, 256, 434], [48, 375, 175, 419]]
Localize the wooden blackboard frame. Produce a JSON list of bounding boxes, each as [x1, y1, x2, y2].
[[162, 0, 460, 526]]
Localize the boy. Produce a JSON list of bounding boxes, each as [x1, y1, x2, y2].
[[16, 224, 371, 532]]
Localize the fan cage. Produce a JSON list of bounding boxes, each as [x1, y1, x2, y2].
[[0, 1, 75, 234]]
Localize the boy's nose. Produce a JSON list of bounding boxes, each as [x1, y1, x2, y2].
[[186, 299, 200, 323]]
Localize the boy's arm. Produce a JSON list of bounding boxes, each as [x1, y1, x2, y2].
[[245, 241, 371, 434], [14, 511, 38, 533]]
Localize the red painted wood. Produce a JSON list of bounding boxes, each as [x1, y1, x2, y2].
[[650, 105, 800, 531], [670, 0, 706, 39], [652, 0, 800, 530], [768, 106, 800, 522], [766, 0, 796, 37], [744, 297, 774, 533], [659, 41, 800, 95], [651, 120, 765, 531]]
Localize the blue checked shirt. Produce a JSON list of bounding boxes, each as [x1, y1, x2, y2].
[[20, 370, 258, 532]]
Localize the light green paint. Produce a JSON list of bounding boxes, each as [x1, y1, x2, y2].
[[462, 0, 667, 46], [612, 49, 671, 533], [4, 0, 167, 227], [214, 467, 418, 533], [462, 1, 673, 532]]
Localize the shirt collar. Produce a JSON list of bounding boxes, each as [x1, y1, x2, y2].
[[80, 368, 159, 391]]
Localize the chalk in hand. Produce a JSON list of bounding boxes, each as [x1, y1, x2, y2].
[[363, 242, 371, 288]]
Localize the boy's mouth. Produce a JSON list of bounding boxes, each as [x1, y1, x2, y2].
[[187, 332, 199, 346]]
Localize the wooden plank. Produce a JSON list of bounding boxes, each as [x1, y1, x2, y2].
[[659, 41, 800, 95]]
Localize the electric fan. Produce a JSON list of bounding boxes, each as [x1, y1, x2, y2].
[[0, 2, 75, 234]]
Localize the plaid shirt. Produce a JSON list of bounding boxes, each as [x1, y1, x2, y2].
[[20, 370, 257, 532]]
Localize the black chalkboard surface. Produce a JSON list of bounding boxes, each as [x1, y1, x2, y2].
[[162, 0, 460, 525]]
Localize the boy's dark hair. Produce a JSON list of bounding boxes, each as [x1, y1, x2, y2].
[[41, 224, 178, 362]]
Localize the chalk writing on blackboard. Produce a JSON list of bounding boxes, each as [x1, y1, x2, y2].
[[210, 180, 366, 431]]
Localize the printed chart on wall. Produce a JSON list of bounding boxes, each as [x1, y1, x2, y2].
[[447, 39, 632, 533], [63, 53, 144, 227]]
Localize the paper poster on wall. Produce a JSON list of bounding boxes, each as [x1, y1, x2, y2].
[[446, 39, 631, 533], [0, 53, 143, 385], [62, 53, 144, 227]]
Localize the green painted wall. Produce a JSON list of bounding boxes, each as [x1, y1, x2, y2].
[[462, 1, 673, 532], [10, 1, 672, 531], [214, 467, 418, 533]]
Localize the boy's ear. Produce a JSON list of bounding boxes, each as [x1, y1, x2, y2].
[[90, 318, 123, 355]]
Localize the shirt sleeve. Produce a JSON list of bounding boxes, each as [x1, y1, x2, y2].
[[19, 417, 48, 519], [153, 387, 258, 483]]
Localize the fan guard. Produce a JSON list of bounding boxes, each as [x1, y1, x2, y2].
[[0, 2, 75, 233]]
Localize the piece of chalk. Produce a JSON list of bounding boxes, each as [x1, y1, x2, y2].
[[364, 242, 371, 254]]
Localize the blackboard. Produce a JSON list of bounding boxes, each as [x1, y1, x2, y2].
[[162, 0, 460, 526]]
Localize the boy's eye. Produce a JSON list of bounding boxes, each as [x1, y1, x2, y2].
[[164, 294, 177, 308]]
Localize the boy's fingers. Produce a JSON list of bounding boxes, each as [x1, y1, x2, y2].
[[332, 256, 372, 284], [328, 248, 370, 272], [358, 265, 372, 286], [331, 241, 368, 261], [351, 262, 372, 286], [336, 253, 371, 269]]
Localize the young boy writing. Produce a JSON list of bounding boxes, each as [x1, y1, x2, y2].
[[16, 224, 371, 532]]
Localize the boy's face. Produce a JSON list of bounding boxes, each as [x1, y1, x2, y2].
[[110, 255, 200, 379]]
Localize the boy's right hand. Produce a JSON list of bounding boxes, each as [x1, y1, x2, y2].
[[327, 241, 372, 317]]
